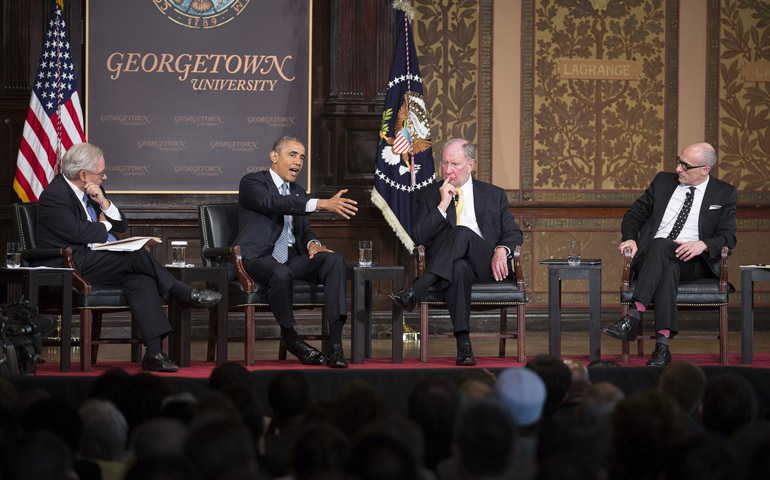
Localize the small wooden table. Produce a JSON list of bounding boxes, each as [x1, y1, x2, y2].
[[539, 259, 602, 361], [740, 265, 770, 364]]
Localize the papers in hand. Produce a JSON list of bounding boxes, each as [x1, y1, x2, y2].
[[90, 236, 162, 251]]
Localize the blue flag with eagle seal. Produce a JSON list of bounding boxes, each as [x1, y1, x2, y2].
[[371, 3, 435, 253]]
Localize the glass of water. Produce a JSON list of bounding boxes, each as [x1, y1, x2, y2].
[[568, 240, 581, 266], [6, 242, 21, 268], [358, 240, 372, 267], [171, 241, 187, 267]]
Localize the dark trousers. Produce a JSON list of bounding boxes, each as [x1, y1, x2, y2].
[[75, 248, 177, 344], [426, 227, 497, 333], [243, 250, 347, 330], [632, 238, 712, 335]]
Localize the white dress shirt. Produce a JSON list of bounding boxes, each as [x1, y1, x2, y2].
[[655, 176, 709, 242]]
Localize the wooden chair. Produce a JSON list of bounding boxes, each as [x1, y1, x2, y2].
[[198, 203, 328, 366], [619, 246, 733, 365], [13, 202, 143, 372], [416, 244, 527, 363]]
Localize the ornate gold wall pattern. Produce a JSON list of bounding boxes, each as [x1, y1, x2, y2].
[[716, 0, 770, 194], [527, 0, 676, 199]]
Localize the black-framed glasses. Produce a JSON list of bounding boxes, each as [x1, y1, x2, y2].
[[676, 156, 707, 171], [85, 170, 107, 179]]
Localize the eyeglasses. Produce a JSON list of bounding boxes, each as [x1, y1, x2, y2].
[[676, 156, 707, 171], [85, 170, 107, 179]]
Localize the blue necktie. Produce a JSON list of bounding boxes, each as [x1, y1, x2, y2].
[[272, 183, 291, 263], [83, 192, 118, 242]]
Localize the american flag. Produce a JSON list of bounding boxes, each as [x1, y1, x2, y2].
[[14, 0, 85, 203]]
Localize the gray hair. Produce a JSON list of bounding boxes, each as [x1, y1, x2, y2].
[[61, 143, 103, 180], [699, 145, 717, 168], [272, 135, 304, 154], [78, 398, 128, 461], [444, 138, 476, 162]]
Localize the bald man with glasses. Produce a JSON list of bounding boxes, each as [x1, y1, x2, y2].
[[600, 142, 737, 366]]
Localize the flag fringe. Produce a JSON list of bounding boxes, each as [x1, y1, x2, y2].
[[371, 188, 415, 253]]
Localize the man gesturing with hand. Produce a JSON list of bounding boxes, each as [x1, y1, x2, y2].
[[388, 138, 523, 366]]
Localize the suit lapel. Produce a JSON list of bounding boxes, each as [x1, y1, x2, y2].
[[697, 176, 716, 238], [473, 179, 486, 234]]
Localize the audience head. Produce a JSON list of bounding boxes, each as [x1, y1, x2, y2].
[[130, 417, 189, 462], [526, 354, 572, 417], [124, 455, 199, 480], [220, 383, 264, 447], [19, 397, 82, 455], [208, 362, 252, 391], [658, 360, 706, 416], [494, 367, 546, 428], [184, 417, 258, 480], [78, 398, 129, 461], [2, 430, 77, 480], [575, 381, 624, 427], [562, 357, 591, 404], [335, 379, 386, 440], [666, 433, 736, 480], [292, 421, 351, 480], [455, 398, 517, 478], [455, 369, 496, 403], [406, 374, 461, 470], [609, 388, 688, 479], [701, 373, 757, 438], [347, 425, 420, 480], [267, 370, 312, 421]]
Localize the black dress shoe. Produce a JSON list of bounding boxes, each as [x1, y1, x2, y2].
[[142, 352, 179, 373], [326, 344, 348, 369], [282, 338, 326, 365], [646, 343, 672, 366], [600, 314, 638, 341], [456, 340, 476, 366], [189, 289, 222, 309], [388, 287, 417, 312]]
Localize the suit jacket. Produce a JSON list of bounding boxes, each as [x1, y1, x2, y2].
[[234, 170, 317, 260], [37, 175, 128, 266], [621, 172, 737, 277], [412, 177, 523, 268]]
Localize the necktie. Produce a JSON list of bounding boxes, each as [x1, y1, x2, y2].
[[272, 183, 291, 263], [667, 186, 696, 240], [83, 192, 118, 242], [455, 189, 464, 226]]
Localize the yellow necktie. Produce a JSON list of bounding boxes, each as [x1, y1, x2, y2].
[[455, 189, 464, 226]]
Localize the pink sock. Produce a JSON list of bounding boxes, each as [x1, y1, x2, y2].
[[634, 302, 646, 312], [658, 329, 670, 338]]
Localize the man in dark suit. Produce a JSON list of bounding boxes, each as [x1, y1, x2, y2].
[[389, 138, 523, 365], [37, 143, 222, 372], [233, 136, 358, 368], [600, 142, 737, 366]]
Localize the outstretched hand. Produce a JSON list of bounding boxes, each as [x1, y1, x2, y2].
[[317, 189, 358, 219]]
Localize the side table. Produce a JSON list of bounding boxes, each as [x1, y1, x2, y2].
[[348, 265, 404, 364], [539, 259, 602, 361], [0, 267, 73, 372], [166, 266, 228, 367], [740, 266, 770, 364]]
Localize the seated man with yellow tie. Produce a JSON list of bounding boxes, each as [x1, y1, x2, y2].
[[389, 138, 523, 366], [233, 135, 358, 368], [37, 142, 222, 372]]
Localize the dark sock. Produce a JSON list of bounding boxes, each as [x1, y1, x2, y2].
[[411, 273, 438, 297], [455, 330, 470, 347], [626, 305, 641, 322], [655, 334, 669, 346], [145, 337, 161, 356], [170, 281, 193, 302], [329, 318, 345, 346], [281, 327, 300, 343]]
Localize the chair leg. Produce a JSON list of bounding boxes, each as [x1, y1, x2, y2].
[[621, 304, 630, 364], [720, 304, 728, 365], [91, 312, 103, 365], [636, 316, 645, 358], [321, 310, 329, 354], [130, 315, 142, 363], [517, 303, 526, 364], [244, 305, 255, 366], [207, 308, 217, 363], [279, 340, 287, 360], [499, 307, 507, 358], [420, 303, 429, 363], [80, 310, 92, 372]]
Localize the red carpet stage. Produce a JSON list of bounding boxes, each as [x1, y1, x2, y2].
[[9, 353, 770, 418]]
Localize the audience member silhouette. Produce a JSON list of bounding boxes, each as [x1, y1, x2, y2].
[[291, 420, 351, 480], [728, 420, 770, 480], [454, 369, 496, 403], [701, 372, 758, 438], [347, 424, 421, 480], [2, 430, 78, 480], [574, 381, 624, 428], [184, 416, 259, 480], [123, 455, 199, 480], [658, 360, 706, 434], [525, 354, 572, 420], [665, 433, 737, 480], [78, 398, 130, 480], [129, 417, 188, 462], [208, 361, 253, 391]]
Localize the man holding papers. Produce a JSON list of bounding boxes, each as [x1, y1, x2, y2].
[[37, 143, 221, 372]]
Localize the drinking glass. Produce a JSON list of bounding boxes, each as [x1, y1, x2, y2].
[[358, 240, 372, 267]]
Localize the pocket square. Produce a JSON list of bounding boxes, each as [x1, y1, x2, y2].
[[709, 205, 722, 210]]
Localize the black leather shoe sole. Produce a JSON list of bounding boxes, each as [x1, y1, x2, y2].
[[388, 290, 416, 312], [282, 340, 326, 365], [142, 353, 179, 373]]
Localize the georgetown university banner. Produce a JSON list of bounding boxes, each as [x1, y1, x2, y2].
[[371, 2, 435, 252], [86, 0, 311, 193]]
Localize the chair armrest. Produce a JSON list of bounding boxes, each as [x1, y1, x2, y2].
[[62, 247, 92, 295], [201, 247, 231, 260], [21, 248, 66, 263], [417, 245, 426, 275], [719, 246, 729, 293], [231, 245, 255, 291], [621, 246, 633, 291], [513, 244, 525, 290]]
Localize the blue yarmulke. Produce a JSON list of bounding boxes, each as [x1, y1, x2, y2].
[[494, 367, 547, 427]]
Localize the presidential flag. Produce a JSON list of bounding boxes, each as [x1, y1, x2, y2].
[[371, 1, 435, 252], [14, 0, 85, 202]]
